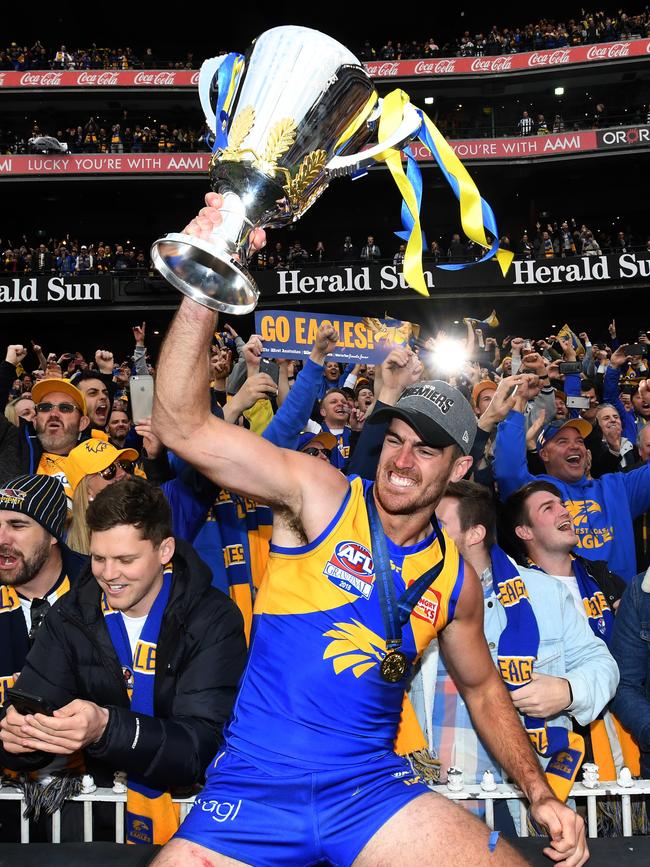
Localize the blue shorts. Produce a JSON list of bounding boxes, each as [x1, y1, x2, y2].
[[176, 748, 429, 866]]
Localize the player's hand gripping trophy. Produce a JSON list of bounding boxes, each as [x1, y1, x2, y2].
[[151, 26, 422, 314]]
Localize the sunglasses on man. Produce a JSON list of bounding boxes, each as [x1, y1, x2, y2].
[[98, 460, 135, 480], [302, 446, 331, 458], [35, 401, 80, 414]]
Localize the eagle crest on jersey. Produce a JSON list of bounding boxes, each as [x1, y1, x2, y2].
[[322, 619, 386, 678]]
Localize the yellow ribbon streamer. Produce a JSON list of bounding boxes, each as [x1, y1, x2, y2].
[[374, 88, 514, 297], [223, 56, 244, 116], [377, 89, 429, 298], [334, 92, 379, 153], [419, 113, 514, 278]]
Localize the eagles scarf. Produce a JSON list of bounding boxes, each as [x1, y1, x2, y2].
[[491, 545, 584, 801], [0, 576, 70, 706], [320, 424, 352, 471], [213, 490, 255, 642], [527, 556, 640, 779], [102, 566, 180, 845]]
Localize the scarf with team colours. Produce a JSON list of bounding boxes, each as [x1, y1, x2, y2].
[[102, 566, 179, 844], [526, 556, 639, 779], [491, 545, 584, 801]]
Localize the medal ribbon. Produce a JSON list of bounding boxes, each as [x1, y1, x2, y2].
[[491, 545, 584, 801], [365, 485, 446, 657], [102, 566, 179, 844], [212, 53, 245, 152], [375, 89, 514, 299]]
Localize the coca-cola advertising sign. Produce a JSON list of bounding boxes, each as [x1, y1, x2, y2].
[[527, 49, 572, 67], [0, 69, 198, 88], [1, 39, 646, 90], [365, 37, 650, 78], [363, 61, 400, 77]]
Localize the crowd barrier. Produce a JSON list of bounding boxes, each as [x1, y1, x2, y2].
[[1, 778, 650, 844]]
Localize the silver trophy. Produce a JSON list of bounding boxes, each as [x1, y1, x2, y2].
[[151, 25, 421, 314]]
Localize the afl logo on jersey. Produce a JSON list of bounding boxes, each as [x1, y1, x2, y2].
[[323, 541, 375, 599]]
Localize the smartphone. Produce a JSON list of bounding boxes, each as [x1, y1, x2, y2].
[[6, 687, 55, 716], [558, 361, 582, 374], [623, 343, 646, 356], [566, 395, 590, 410], [129, 375, 154, 424], [523, 339, 533, 352]]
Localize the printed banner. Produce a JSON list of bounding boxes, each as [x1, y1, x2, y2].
[[0, 70, 199, 89], [1, 125, 641, 179], [364, 38, 650, 78], [256, 253, 650, 301], [2, 254, 650, 312], [0, 153, 209, 176], [411, 130, 598, 162], [254, 310, 413, 363], [0, 274, 112, 306]]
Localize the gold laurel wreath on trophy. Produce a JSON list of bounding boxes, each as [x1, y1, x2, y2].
[[210, 105, 327, 210]]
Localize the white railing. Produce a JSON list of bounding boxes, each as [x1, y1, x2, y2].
[[2, 779, 650, 843], [444, 778, 650, 838]]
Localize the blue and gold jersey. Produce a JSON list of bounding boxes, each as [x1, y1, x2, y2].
[[225, 476, 464, 770]]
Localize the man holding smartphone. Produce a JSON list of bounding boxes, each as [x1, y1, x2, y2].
[[0, 477, 246, 845]]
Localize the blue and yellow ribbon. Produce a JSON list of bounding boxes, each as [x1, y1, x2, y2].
[[212, 53, 245, 152], [375, 89, 514, 298]]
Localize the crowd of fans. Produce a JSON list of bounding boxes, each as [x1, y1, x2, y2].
[[0, 116, 209, 156], [2, 218, 649, 278], [3, 96, 643, 155], [359, 8, 650, 60], [0, 42, 196, 71], [0, 239, 150, 275], [3, 8, 649, 78], [434, 98, 647, 140], [0, 276, 649, 845]]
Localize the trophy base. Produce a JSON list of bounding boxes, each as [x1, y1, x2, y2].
[[151, 233, 259, 315]]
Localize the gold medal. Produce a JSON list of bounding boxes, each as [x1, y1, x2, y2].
[[380, 650, 409, 683]]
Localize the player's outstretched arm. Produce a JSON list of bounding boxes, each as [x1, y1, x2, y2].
[[153, 194, 348, 540]]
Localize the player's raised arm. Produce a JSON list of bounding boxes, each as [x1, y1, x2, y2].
[[153, 194, 348, 541]]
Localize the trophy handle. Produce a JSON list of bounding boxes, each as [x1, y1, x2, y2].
[[199, 54, 229, 134], [325, 101, 421, 178]]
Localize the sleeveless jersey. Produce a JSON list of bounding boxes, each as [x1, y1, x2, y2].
[[225, 476, 464, 770]]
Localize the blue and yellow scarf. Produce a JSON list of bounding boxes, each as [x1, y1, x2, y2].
[[491, 546, 584, 801], [526, 555, 639, 779], [102, 566, 180, 844]]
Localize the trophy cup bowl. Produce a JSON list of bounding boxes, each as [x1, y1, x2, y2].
[[151, 26, 421, 314]]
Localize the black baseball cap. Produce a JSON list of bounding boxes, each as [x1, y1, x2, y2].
[[369, 380, 477, 456]]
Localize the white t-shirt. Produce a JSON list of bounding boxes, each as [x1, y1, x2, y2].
[[19, 598, 32, 632], [121, 612, 148, 655], [544, 571, 584, 617], [521, 566, 625, 771]]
